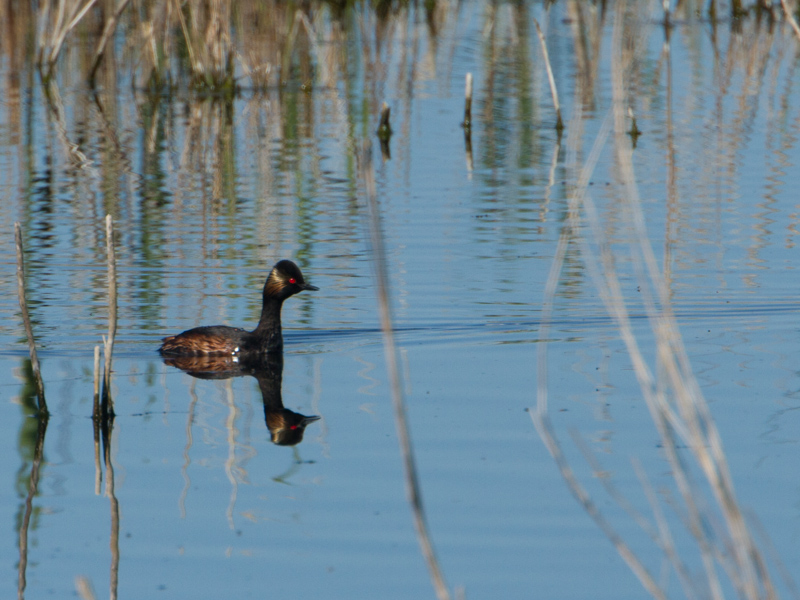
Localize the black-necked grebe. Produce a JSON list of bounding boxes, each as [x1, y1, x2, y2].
[[159, 259, 318, 356]]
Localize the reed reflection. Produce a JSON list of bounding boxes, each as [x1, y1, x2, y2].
[[163, 352, 320, 446], [15, 360, 48, 600]]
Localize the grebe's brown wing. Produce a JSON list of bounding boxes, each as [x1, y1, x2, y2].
[[159, 326, 247, 356]]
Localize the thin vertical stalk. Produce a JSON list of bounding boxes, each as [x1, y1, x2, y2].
[[532, 17, 563, 131], [15, 222, 47, 414], [530, 111, 667, 597], [89, 0, 134, 85], [103, 215, 117, 417], [780, 0, 800, 41], [75, 576, 97, 600], [38, 0, 98, 80], [360, 144, 451, 600], [377, 102, 392, 138], [462, 72, 473, 128], [96, 219, 120, 600], [663, 17, 676, 292]]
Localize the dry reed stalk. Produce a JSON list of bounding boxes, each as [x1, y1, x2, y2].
[[103, 214, 117, 418], [530, 111, 667, 599], [662, 22, 676, 289], [37, 0, 98, 79], [609, 4, 776, 596], [377, 102, 392, 139], [135, 2, 173, 88], [172, 0, 234, 90], [361, 143, 451, 600], [279, 10, 304, 88], [204, 0, 231, 77], [75, 576, 97, 600], [173, 0, 200, 74], [626, 107, 642, 142], [89, 0, 134, 85], [532, 18, 563, 131], [629, 458, 697, 593], [462, 72, 473, 129], [235, 3, 290, 90], [35, 0, 53, 64], [533, 1, 783, 596], [15, 222, 47, 414], [95, 316, 120, 600], [568, 5, 772, 600], [566, 0, 602, 108], [780, 0, 800, 41]]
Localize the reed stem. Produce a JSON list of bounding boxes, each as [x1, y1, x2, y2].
[[75, 576, 97, 600], [780, 0, 800, 41], [39, 0, 98, 81], [532, 18, 563, 132], [361, 143, 451, 600], [101, 215, 117, 418], [462, 72, 472, 130], [89, 0, 134, 86], [377, 102, 392, 140]]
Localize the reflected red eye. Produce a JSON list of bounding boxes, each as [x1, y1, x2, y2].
[[289, 278, 297, 284]]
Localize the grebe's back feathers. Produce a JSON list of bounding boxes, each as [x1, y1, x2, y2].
[[160, 325, 247, 356]]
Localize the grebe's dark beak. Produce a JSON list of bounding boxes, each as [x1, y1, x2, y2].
[[301, 283, 319, 291]]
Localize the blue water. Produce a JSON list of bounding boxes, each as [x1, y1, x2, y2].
[[1, 3, 800, 598]]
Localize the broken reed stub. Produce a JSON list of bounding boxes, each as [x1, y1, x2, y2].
[[462, 72, 473, 130], [377, 102, 393, 140]]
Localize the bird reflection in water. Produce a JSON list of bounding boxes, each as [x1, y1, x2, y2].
[[162, 352, 320, 446]]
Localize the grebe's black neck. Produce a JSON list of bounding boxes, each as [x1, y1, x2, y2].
[[248, 294, 286, 353]]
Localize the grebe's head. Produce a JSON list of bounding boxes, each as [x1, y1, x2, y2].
[[265, 260, 319, 299]]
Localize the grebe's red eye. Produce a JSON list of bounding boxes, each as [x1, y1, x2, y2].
[[289, 278, 297, 284]]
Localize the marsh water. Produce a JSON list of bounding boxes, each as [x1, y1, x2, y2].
[[2, 1, 800, 598]]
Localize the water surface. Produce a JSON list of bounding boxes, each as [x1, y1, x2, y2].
[[1, 2, 800, 598]]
